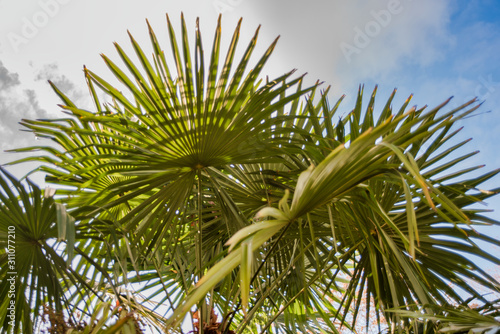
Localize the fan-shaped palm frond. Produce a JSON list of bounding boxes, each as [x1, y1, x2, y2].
[[0, 167, 95, 333], [6, 14, 315, 332]]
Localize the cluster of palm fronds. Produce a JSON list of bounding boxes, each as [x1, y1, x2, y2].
[[0, 14, 499, 333]]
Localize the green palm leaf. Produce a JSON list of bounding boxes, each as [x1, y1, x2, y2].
[[0, 168, 94, 333]]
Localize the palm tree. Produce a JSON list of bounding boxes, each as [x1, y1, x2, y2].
[[1, 14, 499, 333]]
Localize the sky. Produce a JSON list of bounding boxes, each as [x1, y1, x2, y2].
[[0, 0, 499, 312]]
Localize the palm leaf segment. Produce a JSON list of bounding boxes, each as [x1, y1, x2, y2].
[[5, 15, 500, 333], [0, 167, 94, 334]]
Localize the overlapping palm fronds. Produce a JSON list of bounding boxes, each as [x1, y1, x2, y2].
[[168, 89, 500, 332], [1, 14, 499, 334]]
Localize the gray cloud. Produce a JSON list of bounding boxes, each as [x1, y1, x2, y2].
[[0, 62, 49, 158], [35, 62, 86, 103], [0, 61, 20, 90]]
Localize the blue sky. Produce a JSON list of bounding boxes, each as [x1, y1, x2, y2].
[[0, 0, 499, 289]]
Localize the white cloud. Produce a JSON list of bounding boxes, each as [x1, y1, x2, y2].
[[231, 0, 453, 91]]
